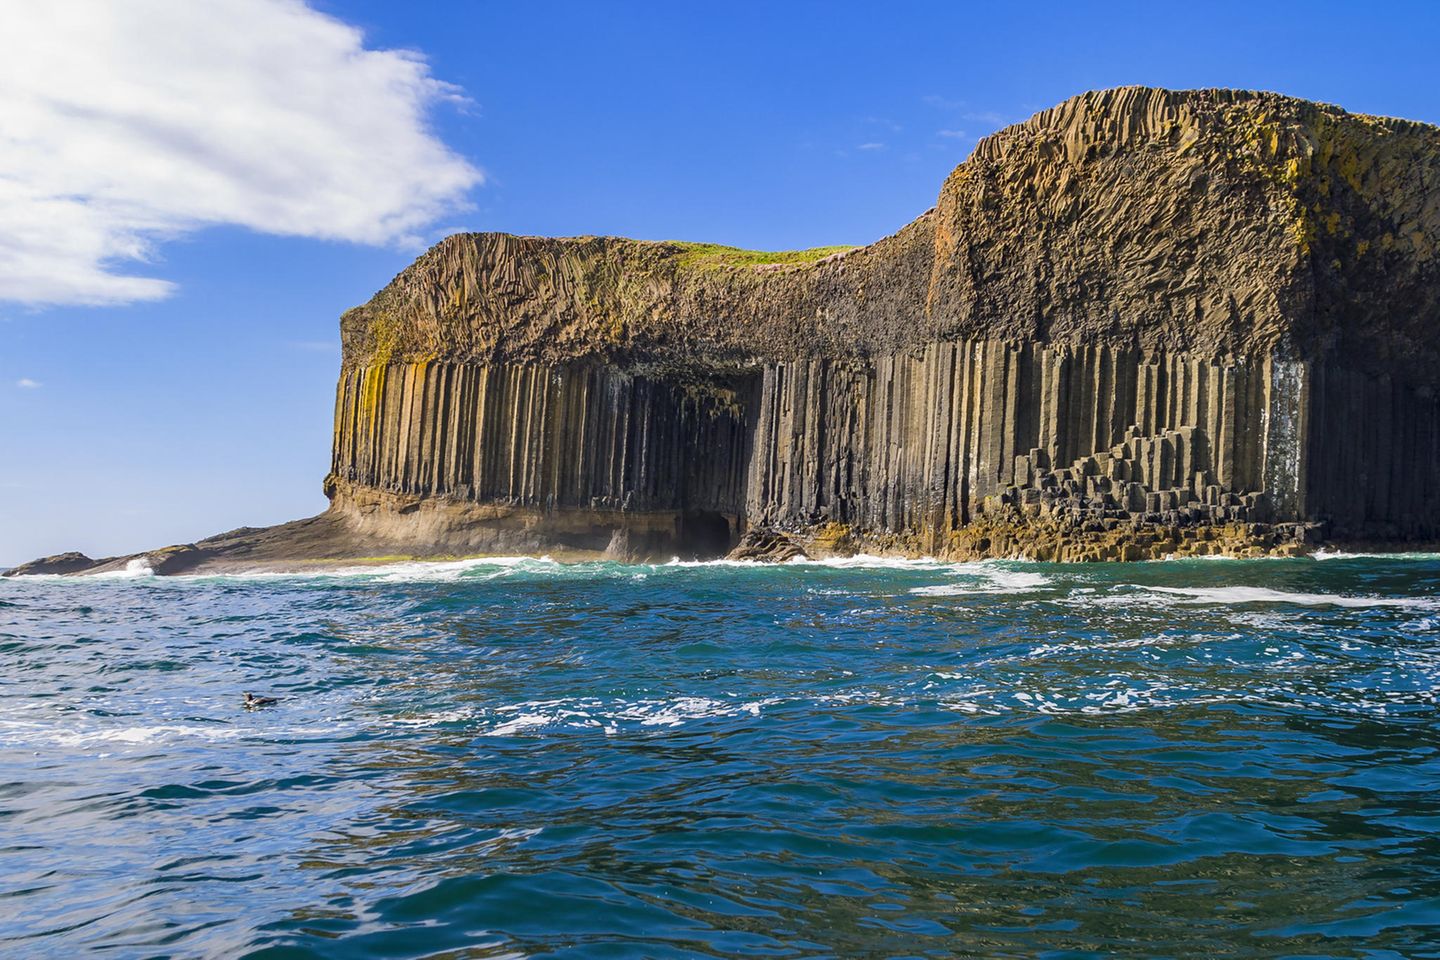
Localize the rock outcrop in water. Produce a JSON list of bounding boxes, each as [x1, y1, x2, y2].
[[10, 86, 1440, 574]]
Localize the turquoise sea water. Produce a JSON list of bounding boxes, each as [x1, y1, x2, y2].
[[4, 555, 1440, 958]]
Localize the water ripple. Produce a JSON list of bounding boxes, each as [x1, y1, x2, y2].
[[3, 556, 1440, 957]]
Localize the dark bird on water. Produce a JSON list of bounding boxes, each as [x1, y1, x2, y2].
[[244, 692, 279, 708]]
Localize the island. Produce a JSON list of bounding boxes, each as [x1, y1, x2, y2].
[[10, 86, 1440, 575]]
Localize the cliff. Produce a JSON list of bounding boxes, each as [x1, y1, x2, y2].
[[10, 86, 1440, 575], [341, 86, 1440, 378]]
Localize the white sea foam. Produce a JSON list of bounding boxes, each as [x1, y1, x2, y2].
[[660, 557, 763, 568], [488, 712, 561, 737], [475, 694, 790, 737], [663, 553, 993, 573], [61, 724, 246, 746], [315, 553, 956, 579], [302, 552, 555, 581], [0, 718, 248, 749], [1313, 548, 1440, 561], [182, 555, 565, 582], [387, 707, 481, 728], [472, 681, 1302, 736], [368, 556, 559, 583], [1018, 633, 1200, 659], [1141, 585, 1438, 609], [15, 549, 1049, 585], [790, 554, 952, 570], [85, 557, 155, 579], [910, 566, 1052, 596], [382, 664, 1440, 739], [0, 695, 368, 751]]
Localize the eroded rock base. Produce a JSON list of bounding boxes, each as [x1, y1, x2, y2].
[[841, 517, 1319, 562]]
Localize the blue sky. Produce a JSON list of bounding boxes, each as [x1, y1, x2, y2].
[[3, 0, 1439, 565]]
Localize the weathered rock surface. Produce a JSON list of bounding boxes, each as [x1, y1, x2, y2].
[[4, 552, 97, 576], [341, 86, 1440, 381], [11, 86, 1440, 575], [727, 529, 808, 563]]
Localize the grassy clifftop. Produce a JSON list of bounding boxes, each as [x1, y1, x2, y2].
[[668, 242, 858, 270]]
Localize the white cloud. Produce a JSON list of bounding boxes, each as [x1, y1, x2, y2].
[[857, 142, 886, 151], [937, 129, 969, 139], [0, 0, 482, 307], [16, 379, 41, 389]]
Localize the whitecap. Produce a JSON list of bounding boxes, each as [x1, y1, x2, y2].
[[1313, 549, 1440, 561], [788, 554, 952, 570], [660, 557, 762, 568], [1141, 585, 1437, 609], [910, 565, 1052, 596], [487, 712, 562, 736], [0, 719, 246, 749], [181, 555, 565, 582], [480, 694, 785, 737], [86, 557, 155, 579], [369, 556, 560, 583]]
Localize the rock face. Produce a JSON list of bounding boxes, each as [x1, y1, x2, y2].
[[324, 86, 1440, 563], [10, 86, 1440, 575], [4, 552, 98, 576]]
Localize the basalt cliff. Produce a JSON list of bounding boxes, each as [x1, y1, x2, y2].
[[11, 86, 1440, 575]]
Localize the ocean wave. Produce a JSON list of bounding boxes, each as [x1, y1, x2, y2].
[[1141, 585, 1439, 609], [175, 555, 565, 583], [483, 695, 781, 737], [364, 556, 560, 583], [787, 554, 954, 570], [447, 678, 1440, 735], [271, 553, 960, 581], [85, 557, 155, 579], [0, 713, 370, 751], [1313, 548, 1440, 561], [0, 717, 247, 749], [658, 557, 763, 568], [14, 552, 998, 584], [653, 554, 951, 570], [468, 682, 1259, 736], [910, 566, 1052, 596]]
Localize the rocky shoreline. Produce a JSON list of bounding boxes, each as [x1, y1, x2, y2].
[[0, 513, 1351, 578]]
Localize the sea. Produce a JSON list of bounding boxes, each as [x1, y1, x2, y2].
[[3, 553, 1440, 959]]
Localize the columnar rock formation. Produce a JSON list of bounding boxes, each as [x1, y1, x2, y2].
[[10, 86, 1440, 574], [327, 345, 1317, 558], [319, 86, 1440, 563]]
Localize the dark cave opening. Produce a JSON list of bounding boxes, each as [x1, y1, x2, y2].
[[677, 511, 735, 559]]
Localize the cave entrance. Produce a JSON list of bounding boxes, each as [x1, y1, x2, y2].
[[677, 511, 734, 559]]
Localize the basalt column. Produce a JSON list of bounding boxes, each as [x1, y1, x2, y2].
[[1305, 362, 1440, 540], [744, 341, 1290, 548], [329, 361, 755, 555]]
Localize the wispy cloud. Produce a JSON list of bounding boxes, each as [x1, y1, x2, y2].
[[0, 0, 481, 307], [857, 142, 886, 151], [923, 95, 1008, 128], [860, 116, 903, 133], [937, 129, 969, 140], [16, 378, 41, 389], [922, 94, 962, 111]]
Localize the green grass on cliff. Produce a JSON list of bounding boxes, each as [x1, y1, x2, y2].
[[669, 242, 857, 269]]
